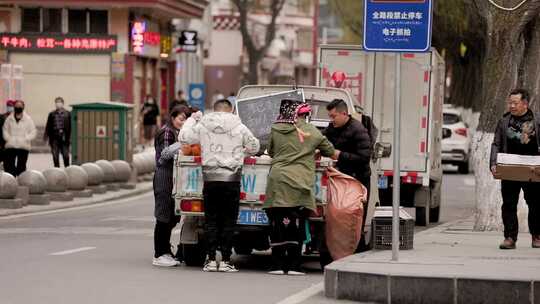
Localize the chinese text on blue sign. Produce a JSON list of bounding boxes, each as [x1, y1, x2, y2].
[[363, 0, 432, 52]]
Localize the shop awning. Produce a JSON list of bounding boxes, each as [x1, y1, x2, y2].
[[2, 0, 208, 19]]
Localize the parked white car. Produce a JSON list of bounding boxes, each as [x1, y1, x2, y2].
[[442, 106, 471, 173]]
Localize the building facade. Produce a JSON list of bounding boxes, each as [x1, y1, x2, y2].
[[205, 0, 317, 107], [0, 0, 206, 130]]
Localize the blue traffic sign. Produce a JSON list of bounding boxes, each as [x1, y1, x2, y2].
[[363, 0, 432, 52], [188, 83, 206, 111]]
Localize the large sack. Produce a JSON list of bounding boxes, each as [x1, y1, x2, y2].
[[325, 167, 367, 260]]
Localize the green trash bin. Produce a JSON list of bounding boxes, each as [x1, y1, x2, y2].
[[71, 101, 134, 164]]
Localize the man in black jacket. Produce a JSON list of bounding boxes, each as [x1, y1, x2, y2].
[[44, 97, 71, 168], [324, 99, 373, 190], [490, 88, 540, 250]]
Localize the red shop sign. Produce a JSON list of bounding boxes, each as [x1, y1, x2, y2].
[[0, 33, 117, 53]]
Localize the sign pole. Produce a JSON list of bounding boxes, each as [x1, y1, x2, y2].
[[392, 53, 401, 261]]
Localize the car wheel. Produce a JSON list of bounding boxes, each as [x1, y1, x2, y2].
[[458, 160, 470, 174]]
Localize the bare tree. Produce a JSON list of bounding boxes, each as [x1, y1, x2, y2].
[[474, 0, 540, 132], [232, 0, 286, 84]]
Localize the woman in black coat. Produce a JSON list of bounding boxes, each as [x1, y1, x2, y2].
[[152, 105, 191, 267]]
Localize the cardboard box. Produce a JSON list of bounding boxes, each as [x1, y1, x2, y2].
[[495, 153, 540, 182]]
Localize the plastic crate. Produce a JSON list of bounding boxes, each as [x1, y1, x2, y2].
[[372, 207, 414, 250]]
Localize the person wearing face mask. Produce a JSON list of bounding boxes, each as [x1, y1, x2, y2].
[[152, 105, 191, 267], [0, 100, 15, 166], [141, 95, 160, 147], [44, 97, 71, 168], [2, 100, 36, 177]]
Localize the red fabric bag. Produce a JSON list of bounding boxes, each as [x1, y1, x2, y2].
[[325, 167, 367, 260]]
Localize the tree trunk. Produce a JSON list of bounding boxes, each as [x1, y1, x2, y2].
[[247, 53, 259, 84], [473, 3, 540, 232]]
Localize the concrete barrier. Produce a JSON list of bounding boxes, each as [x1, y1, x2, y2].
[[0, 172, 23, 209], [96, 160, 117, 183], [0, 171, 18, 199], [42, 168, 69, 192], [81, 163, 105, 186], [65, 166, 92, 198], [17, 170, 50, 205], [43, 168, 74, 202]]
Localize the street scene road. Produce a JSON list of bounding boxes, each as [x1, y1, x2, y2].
[[0, 169, 474, 304]]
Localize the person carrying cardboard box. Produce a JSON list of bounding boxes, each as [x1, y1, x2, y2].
[[490, 88, 540, 249]]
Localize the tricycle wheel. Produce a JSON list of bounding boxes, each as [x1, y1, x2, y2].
[[182, 243, 206, 267]]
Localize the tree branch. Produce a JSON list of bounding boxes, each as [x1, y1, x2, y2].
[[261, 0, 286, 55], [232, 0, 256, 54]]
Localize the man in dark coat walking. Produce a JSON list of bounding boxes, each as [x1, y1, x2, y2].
[[44, 97, 71, 167], [490, 88, 540, 250]]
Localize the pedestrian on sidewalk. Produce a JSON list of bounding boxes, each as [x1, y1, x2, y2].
[[141, 95, 160, 147], [44, 97, 71, 168], [264, 99, 337, 276], [0, 100, 15, 165], [179, 99, 260, 273], [152, 105, 191, 267], [490, 88, 540, 249], [2, 100, 36, 177]]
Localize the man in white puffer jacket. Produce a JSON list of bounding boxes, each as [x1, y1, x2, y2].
[[3, 100, 37, 176], [179, 99, 259, 273]]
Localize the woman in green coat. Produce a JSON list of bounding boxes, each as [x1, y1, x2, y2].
[[264, 99, 337, 275]]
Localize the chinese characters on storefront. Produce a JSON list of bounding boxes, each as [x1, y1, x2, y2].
[[0, 34, 117, 53]]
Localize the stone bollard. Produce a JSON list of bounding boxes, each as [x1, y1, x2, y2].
[[0, 171, 23, 209], [81, 163, 107, 194], [17, 170, 50, 205], [111, 160, 135, 190], [96, 160, 120, 191], [42, 168, 74, 202], [142, 153, 155, 181], [65, 166, 92, 198]]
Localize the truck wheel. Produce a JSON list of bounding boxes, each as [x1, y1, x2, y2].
[[415, 206, 430, 226], [318, 230, 333, 270], [458, 161, 470, 174], [429, 206, 440, 223], [182, 243, 206, 267], [320, 251, 333, 270]]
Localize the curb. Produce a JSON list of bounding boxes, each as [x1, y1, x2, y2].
[[323, 217, 539, 304], [0, 182, 153, 218]]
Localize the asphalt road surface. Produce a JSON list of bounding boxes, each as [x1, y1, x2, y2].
[[0, 169, 475, 304]]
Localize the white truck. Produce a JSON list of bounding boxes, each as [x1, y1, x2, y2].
[[173, 86, 381, 267], [318, 45, 444, 226]]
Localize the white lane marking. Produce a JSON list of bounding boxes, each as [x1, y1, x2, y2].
[[50, 247, 96, 256], [463, 177, 475, 186], [276, 282, 324, 304], [0, 192, 152, 220]]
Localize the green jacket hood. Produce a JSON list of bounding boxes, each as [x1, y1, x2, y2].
[[271, 123, 296, 134]]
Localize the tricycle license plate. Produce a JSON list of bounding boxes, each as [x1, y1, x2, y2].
[[237, 209, 269, 226], [378, 176, 388, 189]]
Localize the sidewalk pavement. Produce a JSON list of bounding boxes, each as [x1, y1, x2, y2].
[[0, 181, 153, 218], [325, 217, 540, 304], [0, 151, 155, 218], [27, 153, 57, 172]]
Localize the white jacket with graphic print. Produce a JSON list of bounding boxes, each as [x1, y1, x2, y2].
[[3, 113, 37, 151], [179, 112, 260, 182]]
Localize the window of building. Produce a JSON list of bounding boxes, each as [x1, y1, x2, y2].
[[21, 8, 41, 32], [68, 9, 87, 33], [90, 10, 108, 34], [42, 8, 62, 33]]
